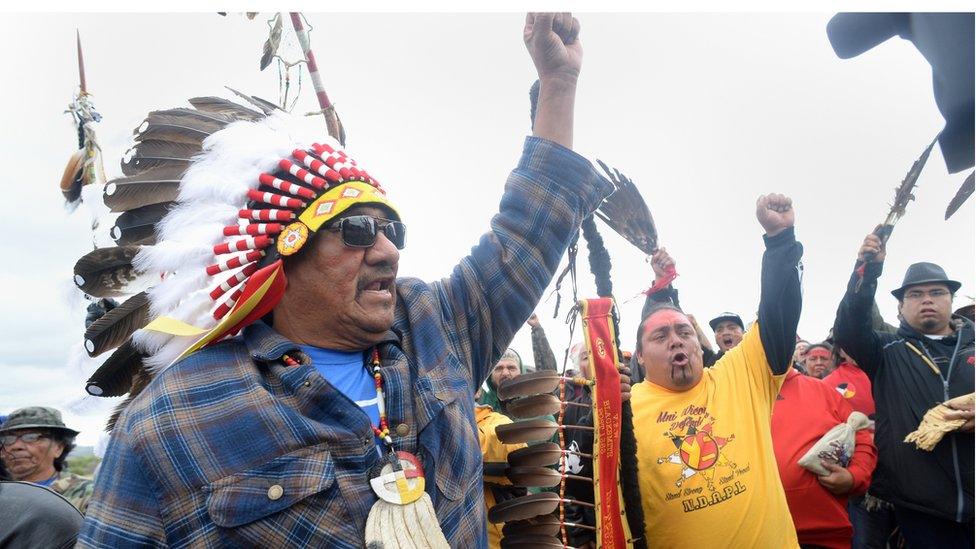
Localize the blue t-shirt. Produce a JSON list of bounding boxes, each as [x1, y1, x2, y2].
[[299, 346, 381, 435]]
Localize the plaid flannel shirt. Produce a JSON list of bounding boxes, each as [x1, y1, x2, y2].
[[79, 137, 610, 548]]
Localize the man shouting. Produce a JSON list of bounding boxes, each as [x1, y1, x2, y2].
[[630, 194, 804, 547]]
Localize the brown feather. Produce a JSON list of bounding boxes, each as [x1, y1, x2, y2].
[[505, 393, 564, 419], [86, 340, 146, 398], [260, 13, 283, 71], [111, 202, 173, 245], [595, 159, 659, 255], [946, 171, 974, 220], [121, 140, 199, 176], [104, 164, 185, 212], [488, 492, 560, 523], [73, 246, 144, 298], [502, 515, 561, 537], [105, 364, 153, 431], [60, 149, 85, 204], [495, 418, 558, 445], [507, 442, 563, 468], [500, 534, 565, 548], [225, 87, 280, 114], [188, 96, 263, 121], [506, 466, 567, 488], [84, 291, 150, 357], [134, 108, 233, 144], [497, 370, 560, 401]]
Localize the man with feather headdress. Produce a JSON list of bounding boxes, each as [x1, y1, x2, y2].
[[78, 13, 609, 549]]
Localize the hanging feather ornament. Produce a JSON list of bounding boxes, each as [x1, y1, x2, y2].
[[594, 160, 658, 256], [61, 31, 105, 210]]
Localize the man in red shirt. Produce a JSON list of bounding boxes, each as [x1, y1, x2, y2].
[[772, 368, 877, 548], [823, 348, 876, 418]]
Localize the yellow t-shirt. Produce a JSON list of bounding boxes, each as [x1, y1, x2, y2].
[[632, 326, 799, 548]]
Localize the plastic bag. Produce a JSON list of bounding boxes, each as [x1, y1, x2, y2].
[[798, 411, 870, 476]]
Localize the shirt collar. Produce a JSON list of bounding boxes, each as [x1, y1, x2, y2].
[[242, 321, 402, 363]]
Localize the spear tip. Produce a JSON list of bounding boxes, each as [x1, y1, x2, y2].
[[76, 29, 87, 95]]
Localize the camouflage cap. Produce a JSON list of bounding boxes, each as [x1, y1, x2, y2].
[[0, 407, 79, 436]]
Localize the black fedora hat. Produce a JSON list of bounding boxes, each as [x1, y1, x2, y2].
[[891, 262, 962, 299]]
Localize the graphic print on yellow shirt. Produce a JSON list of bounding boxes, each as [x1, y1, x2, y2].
[[656, 410, 739, 498], [633, 326, 799, 548]]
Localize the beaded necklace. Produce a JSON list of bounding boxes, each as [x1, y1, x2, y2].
[[282, 347, 392, 452]]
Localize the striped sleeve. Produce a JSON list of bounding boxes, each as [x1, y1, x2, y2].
[[433, 136, 612, 388]]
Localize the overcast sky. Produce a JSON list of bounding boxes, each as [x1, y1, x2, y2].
[[0, 12, 972, 446]]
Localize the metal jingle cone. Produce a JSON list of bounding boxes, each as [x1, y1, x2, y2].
[[506, 465, 590, 488], [500, 534, 566, 548], [495, 418, 594, 445], [506, 393, 588, 419], [497, 370, 562, 400], [488, 492, 594, 523]]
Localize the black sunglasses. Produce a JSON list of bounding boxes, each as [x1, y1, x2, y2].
[[326, 215, 406, 250]]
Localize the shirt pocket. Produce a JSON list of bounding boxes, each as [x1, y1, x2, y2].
[[204, 443, 336, 528], [415, 371, 479, 504]]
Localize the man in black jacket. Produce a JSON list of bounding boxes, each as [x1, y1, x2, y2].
[[834, 231, 974, 547]]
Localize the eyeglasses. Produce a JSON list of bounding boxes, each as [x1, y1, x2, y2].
[[904, 289, 951, 300], [325, 215, 406, 250], [0, 433, 50, 446]]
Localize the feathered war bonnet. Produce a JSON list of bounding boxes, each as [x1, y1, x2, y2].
[[75, 95, 399, 396]]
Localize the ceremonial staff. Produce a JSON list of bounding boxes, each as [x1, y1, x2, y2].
[[289, 12, 344, 145], [855, 137, 936, 292]]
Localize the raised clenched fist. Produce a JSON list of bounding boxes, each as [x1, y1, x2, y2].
[[523, 13, 582, 85], [756, 193, 795, 237]]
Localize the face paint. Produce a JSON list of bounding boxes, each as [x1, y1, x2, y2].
[[805, 349, 831, 361], [641, 309, 690, 333], [640, 309, 703, 391]]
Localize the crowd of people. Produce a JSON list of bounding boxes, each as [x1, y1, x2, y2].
[[1, 11, 972, 549]]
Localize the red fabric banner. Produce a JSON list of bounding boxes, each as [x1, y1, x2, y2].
[[581, 298, 632, 548]]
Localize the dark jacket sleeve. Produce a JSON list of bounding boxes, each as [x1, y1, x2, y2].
[[833, 261, 886, 379], [530, 325, 558, 372], [758, 227, 804, 375]]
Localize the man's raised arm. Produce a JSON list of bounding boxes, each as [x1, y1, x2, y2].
[[430, 13, 611, 386], [755, 193, 804, 375], [525, 12, 581, 149]]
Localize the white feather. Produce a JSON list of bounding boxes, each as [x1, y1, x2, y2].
[[146, 270, 211, 317], [155, 202, 237, 243], [134, 241, 211, 274]]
